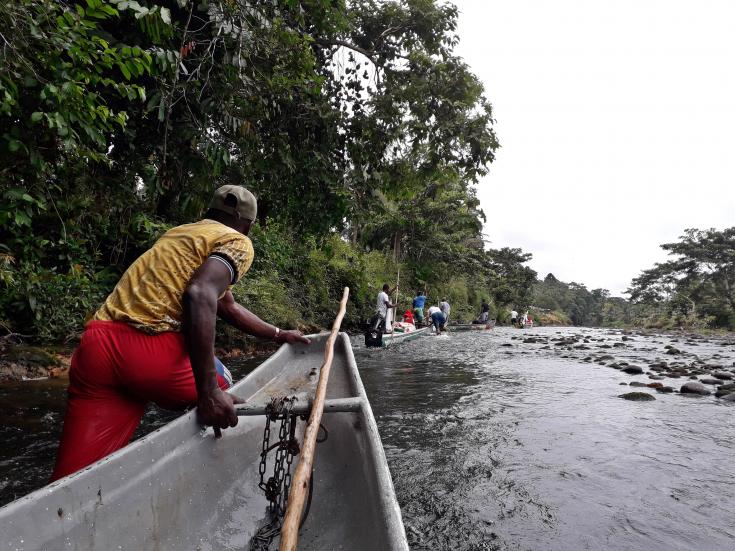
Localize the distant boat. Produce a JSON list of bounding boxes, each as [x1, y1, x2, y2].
[[365, 307, 432, 347], [0, 333, 409, 551], [447, 321, 495, 331]]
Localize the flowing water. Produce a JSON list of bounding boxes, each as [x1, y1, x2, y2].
[[1, 327, 734, 550], [355, 327, 735, 551]]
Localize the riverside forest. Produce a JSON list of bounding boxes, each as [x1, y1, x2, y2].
[[2, 0, 733, 353], [2, 3, 735, 551]]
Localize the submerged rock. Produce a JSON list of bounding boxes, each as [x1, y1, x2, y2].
[[629, 381, 648, 387], [656, 386, 675, 393], [623, 365, 644, 375], [680, 382, 711, 395], [619, 392, 655, 401]]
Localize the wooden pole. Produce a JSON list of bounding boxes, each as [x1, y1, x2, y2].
[[279, 287, 350, 551], [395, 268, 400, 315]]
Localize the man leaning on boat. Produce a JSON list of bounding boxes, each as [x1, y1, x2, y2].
[[51, 185, 310, 481]]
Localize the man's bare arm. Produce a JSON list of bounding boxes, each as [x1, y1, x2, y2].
[[182, 258, 239, 431], [217, 290, 310, 345]]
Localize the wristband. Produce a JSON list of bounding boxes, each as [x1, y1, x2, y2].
[[273, 327, 281, 340]]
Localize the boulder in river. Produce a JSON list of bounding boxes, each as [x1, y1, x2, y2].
[[629, 381, 648, 387], [618, 392, 655, 401], [666, 347, 682, 355], [713, 372, 733, 380], [715, 388, 734, 398], [680, 382, 711, 395], [623, 365, 644, 375], [722, 393, 735, 402], [647, 382, 664, 389], [699, 378, 722, 385], [656, 386, 675, 393]]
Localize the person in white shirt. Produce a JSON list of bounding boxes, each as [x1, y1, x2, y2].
[[373, 283, 396, 332], [439, 298, 451, 322], [428, 304, 446, 333], [510, 309, 518, 325]]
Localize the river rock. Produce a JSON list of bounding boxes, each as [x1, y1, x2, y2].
[[656, 386, 674, 393], [680, 382, 711, 395], [629, 381, 648, 387], [623, 365, 644, 375], [699, 378, 722, 385], [717, 383, 735, 391], [619, 392, 655, 401], [715, 388, 733, 398], [713, 372, 733, 380], [722, 393, 735, 402], [666, 347, 682, 355], [597, 355, 615, 361], [647, 382, 664, 389]]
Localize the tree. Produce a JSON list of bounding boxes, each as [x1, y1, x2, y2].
[[629, 228, 735, 328]]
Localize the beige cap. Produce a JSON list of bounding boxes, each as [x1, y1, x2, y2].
[[210, 185, 257, 221]]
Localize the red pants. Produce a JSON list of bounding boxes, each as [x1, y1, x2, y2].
[[51, 321, 229, 481]]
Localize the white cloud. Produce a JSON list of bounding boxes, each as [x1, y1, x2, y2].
[[455, 0, 735, 295]]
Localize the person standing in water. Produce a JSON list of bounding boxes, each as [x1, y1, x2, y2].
[[479, 299, 490, 323], [428, 304, 446, 334], [439, 298, 451, 327], [412, 290, 427, 326]]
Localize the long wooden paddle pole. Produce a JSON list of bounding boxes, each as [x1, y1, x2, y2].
[[396, 268, 400, 309], [279, 287, 350, 551]]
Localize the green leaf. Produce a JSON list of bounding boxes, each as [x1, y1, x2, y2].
[[119, 62, 131, 80], [8, 139, 21, 152], [14, 211, 31, 226]]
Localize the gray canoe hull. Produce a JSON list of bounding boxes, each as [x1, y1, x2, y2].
[[0, 333, 408, 551], [381, 326, 431, 347]]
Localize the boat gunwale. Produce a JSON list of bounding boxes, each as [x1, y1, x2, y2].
[[0, 332, 409, 551]]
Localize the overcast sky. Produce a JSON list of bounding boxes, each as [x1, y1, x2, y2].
[[453, 0, 735, 296]]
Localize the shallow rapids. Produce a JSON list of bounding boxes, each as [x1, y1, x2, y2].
[[1, 327, 734, 550], [356, 326, 735, 551]]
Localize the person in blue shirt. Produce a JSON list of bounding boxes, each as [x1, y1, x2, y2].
[[412, 290, 427, 325]]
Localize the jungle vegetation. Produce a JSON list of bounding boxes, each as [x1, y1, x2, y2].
[[0, 0, 517, 342], [1, 1, 732, 343]]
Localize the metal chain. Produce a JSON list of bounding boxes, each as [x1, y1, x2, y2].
[[250, 396, 298, 551]]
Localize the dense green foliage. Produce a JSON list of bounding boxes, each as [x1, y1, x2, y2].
[[628, 228, 735, 329], [531, 274, 610, 326], [1, 0, 535, 342]]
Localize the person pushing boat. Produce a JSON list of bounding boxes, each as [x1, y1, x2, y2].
[[479, 299, 490, 323], [439, 298, 451, 324], [412, 290, 427, 326], [51, 185, 310, 480], [372, 283, 397, 333], [428, 305, 446, 333]]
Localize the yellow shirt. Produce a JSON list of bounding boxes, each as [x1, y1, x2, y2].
[[94, 219, 254, 333]]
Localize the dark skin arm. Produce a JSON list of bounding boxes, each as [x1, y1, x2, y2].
[[217, 290, 311, 345], [183, 259, 311, 431], [182, 258, 239, 431]]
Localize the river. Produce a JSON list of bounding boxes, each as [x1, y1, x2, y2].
[[1, 327, 734, 550]]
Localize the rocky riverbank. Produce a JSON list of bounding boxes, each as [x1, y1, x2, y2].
[[512, 328, 735, 401]]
